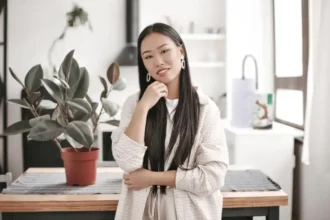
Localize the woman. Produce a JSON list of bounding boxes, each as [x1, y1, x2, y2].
[[111, 22, 229, 220]]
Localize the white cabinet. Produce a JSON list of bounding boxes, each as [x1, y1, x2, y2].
[[181, 33, 227, 114], [180, 33, 226, 69], [224, 120, 303, 220]]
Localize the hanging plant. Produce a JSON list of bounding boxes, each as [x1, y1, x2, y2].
[[48, 3, 93, 74]]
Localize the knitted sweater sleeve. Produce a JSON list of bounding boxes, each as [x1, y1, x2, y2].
[[175, 104, 229, 196], [111, 93, 147, 173]]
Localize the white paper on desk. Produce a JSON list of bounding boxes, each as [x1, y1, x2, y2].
[[230, 78, 256, 128]]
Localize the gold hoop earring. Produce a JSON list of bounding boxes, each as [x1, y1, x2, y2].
[[146, 73, 151, 82]]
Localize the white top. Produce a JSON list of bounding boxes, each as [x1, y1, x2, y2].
[[111, 91, 229, 220], [142, 98, 179, 219], [164, 98, 179, 171]]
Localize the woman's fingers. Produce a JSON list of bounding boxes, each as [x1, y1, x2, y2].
[[155, 84, 168, 97], [152, 82, 164, 89], [152, 82, 167, 92], [159, 91, 167, 98]]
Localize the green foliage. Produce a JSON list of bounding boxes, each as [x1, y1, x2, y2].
[[4, 50, 127, 152]]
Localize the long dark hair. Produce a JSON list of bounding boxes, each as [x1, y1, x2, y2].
[[137, 23, 200, 195]]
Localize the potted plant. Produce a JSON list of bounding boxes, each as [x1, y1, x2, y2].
[[4, 50, 126, 186]]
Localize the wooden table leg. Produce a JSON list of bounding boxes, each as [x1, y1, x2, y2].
[[222, 207, 268, 219], [267, 207, 279, 220]]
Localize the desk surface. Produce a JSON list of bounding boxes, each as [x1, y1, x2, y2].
[[0, 167, 288, 213]]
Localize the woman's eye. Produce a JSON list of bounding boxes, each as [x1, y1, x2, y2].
[[161, 49, 169, 54], [145, 55, 153, 59]]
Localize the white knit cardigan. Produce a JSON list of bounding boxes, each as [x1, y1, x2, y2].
[[111, 91, 229, 220]]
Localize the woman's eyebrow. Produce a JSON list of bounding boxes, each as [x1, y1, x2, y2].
[[142, 44, 169, 55]]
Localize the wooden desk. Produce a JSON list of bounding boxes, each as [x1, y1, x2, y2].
[[0, 167, 288, 220]]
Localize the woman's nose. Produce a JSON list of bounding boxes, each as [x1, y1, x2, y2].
[[154, 56, 164, 67]]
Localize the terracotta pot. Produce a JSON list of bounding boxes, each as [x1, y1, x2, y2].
[[61, 147, 99, 186]]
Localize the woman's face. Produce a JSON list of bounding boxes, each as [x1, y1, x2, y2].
[[140, 32, 184, 84]]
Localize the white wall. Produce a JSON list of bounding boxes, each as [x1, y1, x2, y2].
[[226, 0, 274, 121], [3, 0, 228, 179]]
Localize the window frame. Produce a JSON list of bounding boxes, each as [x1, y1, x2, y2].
[[273, 0, 309, 130]]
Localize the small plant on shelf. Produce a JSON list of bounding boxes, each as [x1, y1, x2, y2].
[[48, 3, 93, 74]]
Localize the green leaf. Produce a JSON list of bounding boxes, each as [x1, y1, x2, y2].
[[67, 67, 89, 99], [81, 102, 98, 122], [23, 98, 33, 110], [41, 79, 64, 105], [54, 76, 70, 89], [73, 67, 89, 98], [52, 105, 61, 120], [68, 109, 74, 120], [59, 50, 74, 80], [9, 68, 25, 89], [7, 99, 29, 109], [91, 102, 99, 114], [107, 63, 120, 84], [82, 97, 99, 124], [52, 105, 67, 127], [66, 121, 94, 146], [67, 81, 79, 100], [64, 132, 83, 148], [100, 91, 107, 100], [38, 100, 57, 109], [29, 115, 51, 127], [92, 134, 98, 146], [25, 64, 43, 92], [70, 101, 95, 122], [112, 77, 127, 91], [4, 120, 32, 135], [67, 98, 92, 114], [27, 92, 41, 104], [99, 76, 108, 95], [67, 59, 80, 87], [27, 120, 64, 141], [58, 114, 67, 127], [72, 111, 89, 122], [101, 98, 119, 117]]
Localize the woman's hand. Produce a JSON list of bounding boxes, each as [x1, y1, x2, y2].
[[138, 81, 168, 111], [123, 169, 154, 191]]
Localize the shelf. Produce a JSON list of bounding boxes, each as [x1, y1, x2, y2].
[[180, 34, 225, 40], [190, 62, 225, 68]]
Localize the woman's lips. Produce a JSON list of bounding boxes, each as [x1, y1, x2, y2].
[[157, 68, 170, 76]]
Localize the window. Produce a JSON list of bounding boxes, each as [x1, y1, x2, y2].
[[273, 0, 309, 130]]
